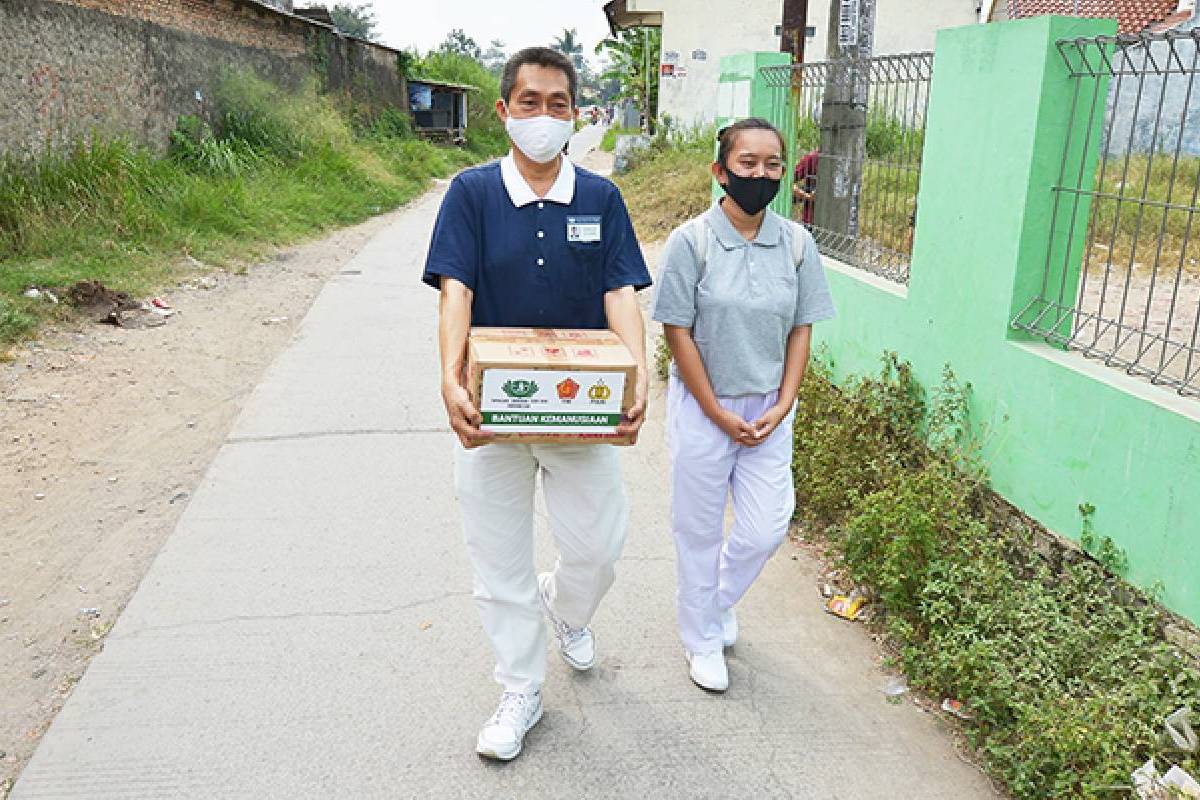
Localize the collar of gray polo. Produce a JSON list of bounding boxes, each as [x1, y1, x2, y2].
[[704, 200, 784, 249]]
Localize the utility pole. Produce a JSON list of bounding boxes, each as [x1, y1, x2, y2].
[[781, 0, 808, 63], [815, 0, 874, 246]]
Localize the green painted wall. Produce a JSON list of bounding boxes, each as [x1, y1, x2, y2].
[[761, 18, 1200, 622]]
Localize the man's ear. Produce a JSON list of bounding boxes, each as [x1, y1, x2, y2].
[[710, 162, 725, 184], [495, 99, 508, 123]]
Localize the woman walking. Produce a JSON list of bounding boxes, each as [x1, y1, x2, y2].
[[651, 118, 835, 691]]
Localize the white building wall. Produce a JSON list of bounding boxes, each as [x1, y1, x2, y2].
[[804, 0, 982, 60], [634, 0, 783, 128], [625, 0, 982, 128]]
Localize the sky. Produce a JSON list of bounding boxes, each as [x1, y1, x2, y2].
[[370, 0, 615, 66]]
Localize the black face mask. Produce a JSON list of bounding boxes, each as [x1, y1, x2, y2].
[[721, 170, 781, 216]]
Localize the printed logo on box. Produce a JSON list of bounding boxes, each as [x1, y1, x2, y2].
[[481, 369, 626, 434], [509, 345, 534, 357], [502, 379, 539, 399], [542, 346, 567, 359], [572, 347, 597, 359], [588, 381, 612, 402], [556, 378, 581, 400]]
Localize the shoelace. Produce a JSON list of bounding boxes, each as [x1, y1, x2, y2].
[[490, 692, 532, 728]]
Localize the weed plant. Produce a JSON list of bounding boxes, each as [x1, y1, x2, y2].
[[794, 353, 1200, 798]]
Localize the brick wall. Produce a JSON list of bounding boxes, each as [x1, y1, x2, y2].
[[53, 0, 307, 54], [0, 0, 406, 158]]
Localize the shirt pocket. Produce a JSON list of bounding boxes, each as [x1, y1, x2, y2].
[[561, 241, 603, 301]]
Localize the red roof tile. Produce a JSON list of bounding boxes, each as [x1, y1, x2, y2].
[[1007, 0, 1179, 33]]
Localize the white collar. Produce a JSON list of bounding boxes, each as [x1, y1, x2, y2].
[[500, 152, 576, 207]]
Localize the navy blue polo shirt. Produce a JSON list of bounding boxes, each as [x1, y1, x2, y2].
[[421, 155, 651, 329]]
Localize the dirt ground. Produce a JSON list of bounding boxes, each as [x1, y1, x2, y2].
[[0, 196, 432, 793]]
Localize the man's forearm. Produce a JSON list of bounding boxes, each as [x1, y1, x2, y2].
[[438, 277, 473, 387], [605, 287, 647, 377]]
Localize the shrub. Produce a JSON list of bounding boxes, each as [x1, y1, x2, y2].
[[793, 354, 1200, 798], [792, 352, 925, 521]]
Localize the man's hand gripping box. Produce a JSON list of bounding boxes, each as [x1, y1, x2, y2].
[[467, 328, 637, 445]]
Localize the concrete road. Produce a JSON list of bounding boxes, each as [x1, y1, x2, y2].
[[11, 156, 1000, 798], [568, 120, 606, 162]]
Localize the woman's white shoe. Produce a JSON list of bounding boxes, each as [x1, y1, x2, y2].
[[685, 649, 729, 692]]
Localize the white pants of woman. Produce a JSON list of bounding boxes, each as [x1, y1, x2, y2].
[[454, 442, 629, 693], [667, 376, 797, 654]]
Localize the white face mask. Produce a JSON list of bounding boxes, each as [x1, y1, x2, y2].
[[505, 109, 574, 164]]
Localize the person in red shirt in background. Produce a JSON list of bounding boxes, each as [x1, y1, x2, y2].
[[792, 149, 819, 226]]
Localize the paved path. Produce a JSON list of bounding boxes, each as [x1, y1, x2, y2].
[[11, 142, 1000, 798], [568, 120, 607, 161]]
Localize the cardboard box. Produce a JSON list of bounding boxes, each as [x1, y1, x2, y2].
[[467, 327, 637, 445]]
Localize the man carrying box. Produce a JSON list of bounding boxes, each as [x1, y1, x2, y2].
[[421, 46, 651, 761]]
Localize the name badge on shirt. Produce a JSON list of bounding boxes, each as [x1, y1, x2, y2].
[[566, 215, 602, 243]]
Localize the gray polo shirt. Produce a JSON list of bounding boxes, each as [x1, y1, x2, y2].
[[651, 202, 836, 397]]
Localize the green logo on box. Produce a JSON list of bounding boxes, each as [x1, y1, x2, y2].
[[502, 379, 539, 398]]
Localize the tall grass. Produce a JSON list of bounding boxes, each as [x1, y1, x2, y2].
[[0, 69, 504, 346], [613, 124, 715, 242]]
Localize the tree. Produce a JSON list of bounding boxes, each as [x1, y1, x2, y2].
[[481, 39, 507, 76], [595, 27, 661, 131], [328, 3, 379, 41], [552, 28, 585, 73], [438, 28, 482, 60]]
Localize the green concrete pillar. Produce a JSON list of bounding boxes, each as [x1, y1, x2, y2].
[[909, 15, 1116, 340]]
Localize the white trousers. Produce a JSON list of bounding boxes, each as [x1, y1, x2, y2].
[[454, 442, 629, 693], [667, 377, 796, 654]]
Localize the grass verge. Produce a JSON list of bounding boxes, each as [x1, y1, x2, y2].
[[613, 126, 713, 243], [600, 125, 641, 152], [0, 68, 505, 348]]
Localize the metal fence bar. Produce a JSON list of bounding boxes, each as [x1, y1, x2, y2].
[[1011, 29, 1200, 398], [760, 51, 934, 284]]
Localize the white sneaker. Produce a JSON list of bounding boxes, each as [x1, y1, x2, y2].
[[721, 607, 738, 648], [538, 572, 595, 671], [686, 649, 729, 692], [475, 691, 543, 761]]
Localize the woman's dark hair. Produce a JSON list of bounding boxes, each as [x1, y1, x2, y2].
[[716, 117, 787, 169], [500, 47, 578, 105]]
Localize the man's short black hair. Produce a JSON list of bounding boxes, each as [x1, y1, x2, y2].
[[500, 47, 578, 106]]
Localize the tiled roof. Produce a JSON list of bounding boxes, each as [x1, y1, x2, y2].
[[1007, 0, 1179, 33]]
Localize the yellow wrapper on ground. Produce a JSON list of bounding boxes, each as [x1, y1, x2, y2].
[[826, 593, 866, 620], [467, 327, 638, 445]]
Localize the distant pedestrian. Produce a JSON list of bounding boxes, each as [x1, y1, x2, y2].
[[651, 118, 835, 692], [421, 46, 651, 760], [792, 148, 819, 226]]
